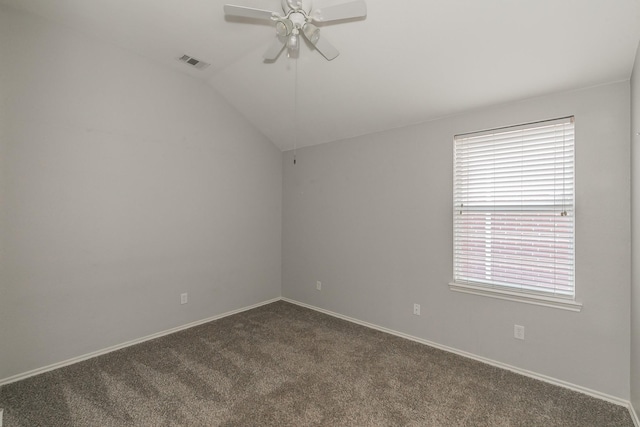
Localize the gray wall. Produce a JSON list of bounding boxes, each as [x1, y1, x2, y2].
[[631, 40, 640, 413], [283, 82, 631, 399], [0, 6, 282, 381]]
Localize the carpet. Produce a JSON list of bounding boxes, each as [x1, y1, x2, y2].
[[0, 301, 633, 426]]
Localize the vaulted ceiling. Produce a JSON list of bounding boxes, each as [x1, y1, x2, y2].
[[2, 0, 640, 151]]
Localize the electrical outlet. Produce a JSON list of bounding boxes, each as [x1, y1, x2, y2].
[[181, 293, 188, 305], [514, 324, 525, 340], [316, 281, 322, 291], [413, 304, 421, 316]]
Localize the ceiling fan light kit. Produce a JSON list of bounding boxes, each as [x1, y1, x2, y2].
[[224, 0, 367, 61], [276, 19, 294, 37], [302, 23, 320, 44], [287, 31, 300, 54]]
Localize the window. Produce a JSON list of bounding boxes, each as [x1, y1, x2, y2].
[[451, 117, 578, 309]]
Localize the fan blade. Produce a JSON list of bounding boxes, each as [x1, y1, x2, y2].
[[313, 35, 339, 60], [302, 25, 339, 60], [311, 0, 366, 23], [224, 4, 279, 20], [263, 37, 286, 61]]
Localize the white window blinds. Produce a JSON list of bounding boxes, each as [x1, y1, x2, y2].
[[453, 117, 575, 298]]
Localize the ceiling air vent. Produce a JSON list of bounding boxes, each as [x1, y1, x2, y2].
[[178, 54, 210, 70]]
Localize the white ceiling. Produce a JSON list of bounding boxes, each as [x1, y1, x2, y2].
[[2, 0, 640, 151]]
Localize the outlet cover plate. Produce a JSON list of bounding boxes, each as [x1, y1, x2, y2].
[[514, 324, 525, 340]]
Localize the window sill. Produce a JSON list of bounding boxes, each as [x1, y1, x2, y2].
[[448, 282, 583, 312]]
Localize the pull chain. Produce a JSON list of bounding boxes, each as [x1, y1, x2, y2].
[[293, 54, 298, 165]]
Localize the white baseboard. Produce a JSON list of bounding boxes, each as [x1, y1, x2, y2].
[[282, 297, 632, 410], [0, 297, 281, 387], [630, 403, 640, 427]]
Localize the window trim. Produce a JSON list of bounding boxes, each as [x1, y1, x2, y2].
[[448, 281, 582, 312]]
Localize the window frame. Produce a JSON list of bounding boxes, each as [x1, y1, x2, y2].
[[449, 117, 582, 312]]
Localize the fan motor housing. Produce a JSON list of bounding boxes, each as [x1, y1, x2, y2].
[[281, 0, 312, 14]]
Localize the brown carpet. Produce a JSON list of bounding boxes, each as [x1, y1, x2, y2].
[[0, 301, 633, 426]]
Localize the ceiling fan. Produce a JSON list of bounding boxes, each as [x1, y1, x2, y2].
[[224, 0, 367, 61]]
